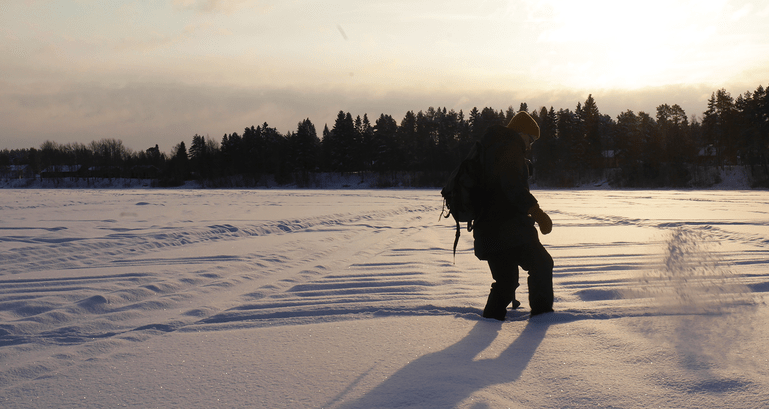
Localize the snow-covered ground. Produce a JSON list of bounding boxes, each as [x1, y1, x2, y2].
[[1, 189, 767, 408]]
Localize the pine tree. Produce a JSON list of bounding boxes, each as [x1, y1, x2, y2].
[[657, 104, 692, 186], [242, 125, 263, 177], [168, 141, 189, 183], [415, 109, 437, 171], [581, 95, 603, 170], [504, 106, 516, 124], [557, 108, 584, 184], [261, 123, 287, 178], [324, 111, 357, 173], [703, 89, 737, 167], [292, 118, 320, 173], [638, 112, 661, 184], [531, 106, 559, 183], [372, 113, 398, 173], [189, 134, 206, 179], [397, 110, 418, 171], [615, 110, 640, 185], [358, 114, 374, 171]]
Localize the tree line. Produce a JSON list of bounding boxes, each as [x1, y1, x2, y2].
[[1, 84, 767, 188]]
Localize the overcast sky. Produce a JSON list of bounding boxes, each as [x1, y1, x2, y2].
[[2, 0, 768, 153]]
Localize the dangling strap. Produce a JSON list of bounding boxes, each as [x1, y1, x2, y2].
[[452, 220, 461, 263], [439, 198, 450, 220]]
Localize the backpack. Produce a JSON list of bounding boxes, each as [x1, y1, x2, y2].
[[440, 141, 485, 260]]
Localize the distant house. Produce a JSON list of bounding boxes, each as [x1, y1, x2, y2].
[[88, 166, 121, 179], [698, 145, 717, 166], [602, 149, 619, 168], [130, 165, 160, 179], [40, 165, 82, 179], [1, 164, 34, 179]]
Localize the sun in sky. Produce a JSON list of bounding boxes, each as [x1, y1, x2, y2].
[[527, 0, 761, 90]]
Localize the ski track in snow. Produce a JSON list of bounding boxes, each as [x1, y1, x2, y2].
[[1, 189, 768, 406], [0, 190, 473, 389]]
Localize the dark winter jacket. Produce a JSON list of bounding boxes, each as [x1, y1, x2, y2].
[[473, 125, 539, 260]]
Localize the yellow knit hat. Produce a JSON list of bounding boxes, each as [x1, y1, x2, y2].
[[506, 111, 540, 140]]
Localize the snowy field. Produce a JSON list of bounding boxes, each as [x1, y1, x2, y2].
[[1, 189, 768, 408]]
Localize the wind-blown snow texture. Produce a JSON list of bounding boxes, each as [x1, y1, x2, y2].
[[1, 189, 767, 408]]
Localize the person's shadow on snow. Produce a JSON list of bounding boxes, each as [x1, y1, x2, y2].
[[333, 313, 559, 409]]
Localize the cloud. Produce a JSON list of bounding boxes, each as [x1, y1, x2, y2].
[[0, 77, 731, 153], [113, 33, 184, 52], [112, 21, 219, 52], [172, 0, 272, 14], [172, 0, 196, 9], [730, 3, 753, 21], [0, 80, 326, 152]]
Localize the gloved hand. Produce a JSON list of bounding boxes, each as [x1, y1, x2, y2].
[[529, 205, 552, 235]]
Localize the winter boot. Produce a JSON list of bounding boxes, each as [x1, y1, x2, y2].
[[482, 286, 519, 321]]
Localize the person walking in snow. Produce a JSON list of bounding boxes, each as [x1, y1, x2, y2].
[[473, 111, 554, 320]]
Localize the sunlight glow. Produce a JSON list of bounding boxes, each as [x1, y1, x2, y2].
[[531, 0, 726, 89]]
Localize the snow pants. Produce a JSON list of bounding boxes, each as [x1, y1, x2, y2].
[[482, 240, 554, 320]]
